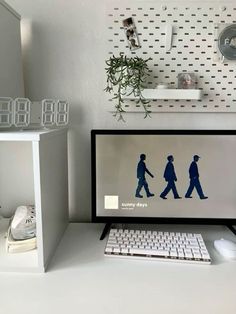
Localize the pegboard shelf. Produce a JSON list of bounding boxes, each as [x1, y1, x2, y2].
[[106, 1, 236, 112], [122, 89, 202, 100]]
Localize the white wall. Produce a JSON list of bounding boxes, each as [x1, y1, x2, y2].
[[7, 0, 236, 221]]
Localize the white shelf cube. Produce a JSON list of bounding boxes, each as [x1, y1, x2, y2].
[[0, 128, 68, 272]]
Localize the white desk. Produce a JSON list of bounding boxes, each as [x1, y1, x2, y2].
[[1, 223, 236, 314]]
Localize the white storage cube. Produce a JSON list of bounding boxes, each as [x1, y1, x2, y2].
[[0, 129, 68, 272]]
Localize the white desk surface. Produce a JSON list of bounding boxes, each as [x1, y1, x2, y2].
[[1, 223, 236, 314]]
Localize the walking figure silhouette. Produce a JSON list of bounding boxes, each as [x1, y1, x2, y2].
[[185, 155, 208, 200], [135, 154, 154, 198], [160, 155, 181, 200]]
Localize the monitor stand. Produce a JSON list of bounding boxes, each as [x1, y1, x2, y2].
[[227, 225, 236, 236], [100, 223, 111, 240]]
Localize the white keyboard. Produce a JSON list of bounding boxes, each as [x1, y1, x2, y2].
[[105, 228, 211, 264]]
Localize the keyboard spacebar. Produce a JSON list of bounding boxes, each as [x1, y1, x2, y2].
[[129, 248, 169, 256]]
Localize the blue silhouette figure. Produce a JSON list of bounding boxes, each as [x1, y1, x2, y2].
[[185, 155, 208, 200], [160, 155, 181, 200], [135, 154, 154, 198]]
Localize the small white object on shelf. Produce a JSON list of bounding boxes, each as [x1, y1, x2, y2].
[[156, 83, 169, 89], [122, 88, 202, 100], [6, 225, 37, 253], [10, 205, 36, 240]]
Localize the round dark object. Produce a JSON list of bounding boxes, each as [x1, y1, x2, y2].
[[218, 24, 236, 60]]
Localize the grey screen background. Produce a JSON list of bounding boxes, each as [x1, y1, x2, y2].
[[96, 134, 236, 219]]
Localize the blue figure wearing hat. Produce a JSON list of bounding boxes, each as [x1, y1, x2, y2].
[[185, 155, 208, 200]]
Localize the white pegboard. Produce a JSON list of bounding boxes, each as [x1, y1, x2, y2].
[[106, 1, 236, 112]]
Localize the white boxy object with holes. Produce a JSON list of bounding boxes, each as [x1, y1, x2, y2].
[[0, 129, 68, 272]]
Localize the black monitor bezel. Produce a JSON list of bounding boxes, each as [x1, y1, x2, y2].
[[91, 129, 236, 225]]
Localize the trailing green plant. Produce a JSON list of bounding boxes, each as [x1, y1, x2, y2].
[[105, 54, 152, 121]]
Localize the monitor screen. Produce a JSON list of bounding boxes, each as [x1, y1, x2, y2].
[[91, 130, 236, 224]]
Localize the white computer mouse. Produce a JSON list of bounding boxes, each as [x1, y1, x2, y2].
[[214, 238, 236, 259]]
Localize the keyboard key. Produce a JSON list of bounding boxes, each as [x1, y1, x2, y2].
[[184, 249, 192, 254], [202, 253, 210, 260], [193, 253, 202, 259], [129, 248, 169, 257], [185, 252, 193, 259], [105, 247, 113, 253], [108, 243, 119, 248]]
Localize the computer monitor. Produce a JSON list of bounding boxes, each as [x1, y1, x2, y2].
[[91, 130, 236, 227]]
